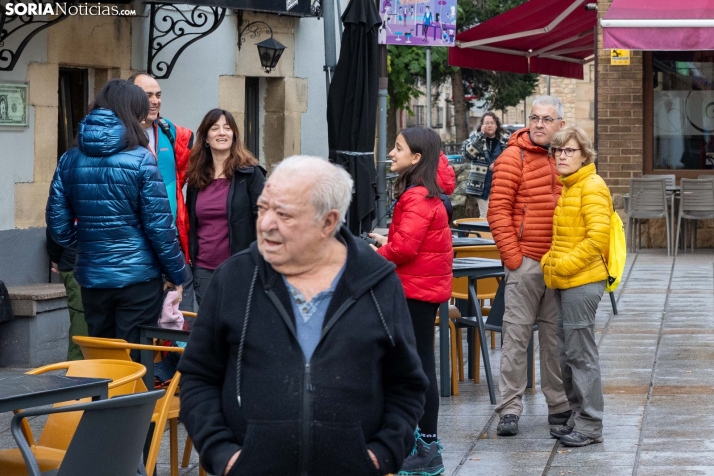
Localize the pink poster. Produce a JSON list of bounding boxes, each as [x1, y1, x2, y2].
[[378, 0, 457, 47]]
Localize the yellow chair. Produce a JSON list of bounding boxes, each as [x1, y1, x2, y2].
[[72, 336, 201, 476], [0, 359, 146, 476], [452, 245, 502, 383], [145, 372, 183, 476]]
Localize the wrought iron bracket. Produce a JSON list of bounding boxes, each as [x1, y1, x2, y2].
[[236, 11, 273, 51], [147, 3, 226, 79], [0, 1, 76, 71]]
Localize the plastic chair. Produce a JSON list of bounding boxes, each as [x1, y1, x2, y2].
[[675, 178, 714, 256], [72, 336, 200, 476], [0, 359, 146, 476], [626, 178, 671, 255], [11, 391, 163, 476]]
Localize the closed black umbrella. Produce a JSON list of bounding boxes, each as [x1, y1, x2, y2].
[[327, 0, 381, 235]]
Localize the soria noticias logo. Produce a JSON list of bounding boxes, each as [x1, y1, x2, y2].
[[4, 2, 136, 16]]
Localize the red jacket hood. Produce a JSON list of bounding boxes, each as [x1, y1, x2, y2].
[[437, 152, 456, 195]]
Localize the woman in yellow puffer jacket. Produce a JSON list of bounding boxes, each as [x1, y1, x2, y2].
[[540, 126, 611, 448]]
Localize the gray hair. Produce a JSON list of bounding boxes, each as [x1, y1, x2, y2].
[[531, 95, 564, 119], [272, 155, 353, 226]]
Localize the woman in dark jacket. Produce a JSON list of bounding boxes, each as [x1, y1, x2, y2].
[[46, 79, 186, 352], [462, 112, 510, 218], [369, 127, 452, 476], [186, 109, 266, 305]]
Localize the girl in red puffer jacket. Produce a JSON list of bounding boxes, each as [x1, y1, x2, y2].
[[369, 127, 452, 475]]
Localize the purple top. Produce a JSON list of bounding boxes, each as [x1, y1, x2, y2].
[[195, 178, 231, 270]]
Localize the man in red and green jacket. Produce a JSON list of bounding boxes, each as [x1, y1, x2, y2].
[[129, 72, 195, 311]]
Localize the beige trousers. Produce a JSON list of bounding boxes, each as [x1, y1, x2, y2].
[[495, 257, 570, 417]]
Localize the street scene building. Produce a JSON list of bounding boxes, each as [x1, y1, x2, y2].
[[1, 0, 714, 474]]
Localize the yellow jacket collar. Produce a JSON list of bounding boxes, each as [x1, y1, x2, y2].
[[559, 162, 596, 187]]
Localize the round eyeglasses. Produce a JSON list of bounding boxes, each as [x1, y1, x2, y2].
[[528, 115, 561, 125], [551, 147, 581, 157]]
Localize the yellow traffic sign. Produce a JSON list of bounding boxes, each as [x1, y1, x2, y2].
[[611, 49, 630, 66]]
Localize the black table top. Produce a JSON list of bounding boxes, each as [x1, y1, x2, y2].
[[454, 220, 491, 232], [0, 372, 110, 413], [452, 237, 495, 247], [452, 257, 504, 278]]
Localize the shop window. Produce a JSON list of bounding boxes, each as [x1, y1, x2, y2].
[[649, 51, 714, 172], [57, 68, 88, 159]]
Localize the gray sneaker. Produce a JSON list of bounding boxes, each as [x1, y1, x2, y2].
[[560, 430, 604, 447], [398, 437, 445, 475], [496, 414, 519, 436], [550, 424, 573, 439]]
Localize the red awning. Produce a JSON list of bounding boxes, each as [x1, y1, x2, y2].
[[448, 0, 596, 80], [602, 0, 714, 51]]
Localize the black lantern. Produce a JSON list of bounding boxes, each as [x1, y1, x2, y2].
[[237, 12, 287, 74], [256, 37, 287, 73]]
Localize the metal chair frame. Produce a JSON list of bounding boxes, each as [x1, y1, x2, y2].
[[674, 178, 714, 256], [626, 178, 671, 255]]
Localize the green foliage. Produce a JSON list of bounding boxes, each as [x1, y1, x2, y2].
[[387, 0, 539, 114], [466, 70, 539, 112], [387, 45, 453, 112]]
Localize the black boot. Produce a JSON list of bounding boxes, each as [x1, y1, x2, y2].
[[549, 424, 573, 439], [398, 436, 445, 476], [496, 414, 519, 436], [560, 430, 604, 447], [548, 410, 572, 425]]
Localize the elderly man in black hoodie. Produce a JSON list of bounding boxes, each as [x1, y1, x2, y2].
[[178, 156, 428, 476]]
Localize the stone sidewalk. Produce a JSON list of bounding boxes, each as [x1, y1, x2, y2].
[[2, 250, 714, 475]]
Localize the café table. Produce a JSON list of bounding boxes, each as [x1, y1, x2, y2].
[[452, 236, 494, 247], [439, 257, 504, 403], [139, 325, 190, 391], [0, 371, 109, 413], [453, 220, 491, 235]]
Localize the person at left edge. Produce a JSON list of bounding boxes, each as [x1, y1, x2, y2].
[[46, 79, 186, 360], [128, 72, 196, 312]]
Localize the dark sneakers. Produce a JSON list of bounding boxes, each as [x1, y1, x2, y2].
[[548, 410, 573, 425], [549, 425, 573, 439], [496, 414, 519, 436], [560, 430, 604, 447], [398, 437, 445, 476]]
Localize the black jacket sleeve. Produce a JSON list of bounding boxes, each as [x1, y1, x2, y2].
[[249, 166, 266, 230], [178, 265, 241, 476], [366, 278, 428, 473], [46, 228, 64, 265]]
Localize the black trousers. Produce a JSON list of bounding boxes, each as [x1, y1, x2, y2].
[[81, 278, 163, 361], [407, 298, 440, 442]]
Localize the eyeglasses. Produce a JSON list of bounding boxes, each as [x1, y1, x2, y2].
[[528, 115, 561, 125], [551, 147, 581, 157]]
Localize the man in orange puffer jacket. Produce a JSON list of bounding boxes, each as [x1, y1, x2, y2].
[[487, 96, 571, 437]]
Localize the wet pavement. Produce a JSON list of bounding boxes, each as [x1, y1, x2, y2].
[[2, 249, 714, 475]]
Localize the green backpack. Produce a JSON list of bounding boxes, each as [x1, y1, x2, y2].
[[601, 207, 627, 293]]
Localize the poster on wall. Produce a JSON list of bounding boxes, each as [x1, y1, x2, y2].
[[378, 0, 457, 47], [0, 83, 28, 127]]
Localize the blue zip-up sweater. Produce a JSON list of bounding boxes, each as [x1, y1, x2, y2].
[[46, 108, 186, 288]]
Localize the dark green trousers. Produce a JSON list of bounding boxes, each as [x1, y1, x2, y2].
[[61, 270, 87, 361]]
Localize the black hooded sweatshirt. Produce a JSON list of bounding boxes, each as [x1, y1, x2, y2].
[[178, 227, 428, 476]]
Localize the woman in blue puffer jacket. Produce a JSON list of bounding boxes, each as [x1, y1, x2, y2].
[[46, 79, 186, 355]]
